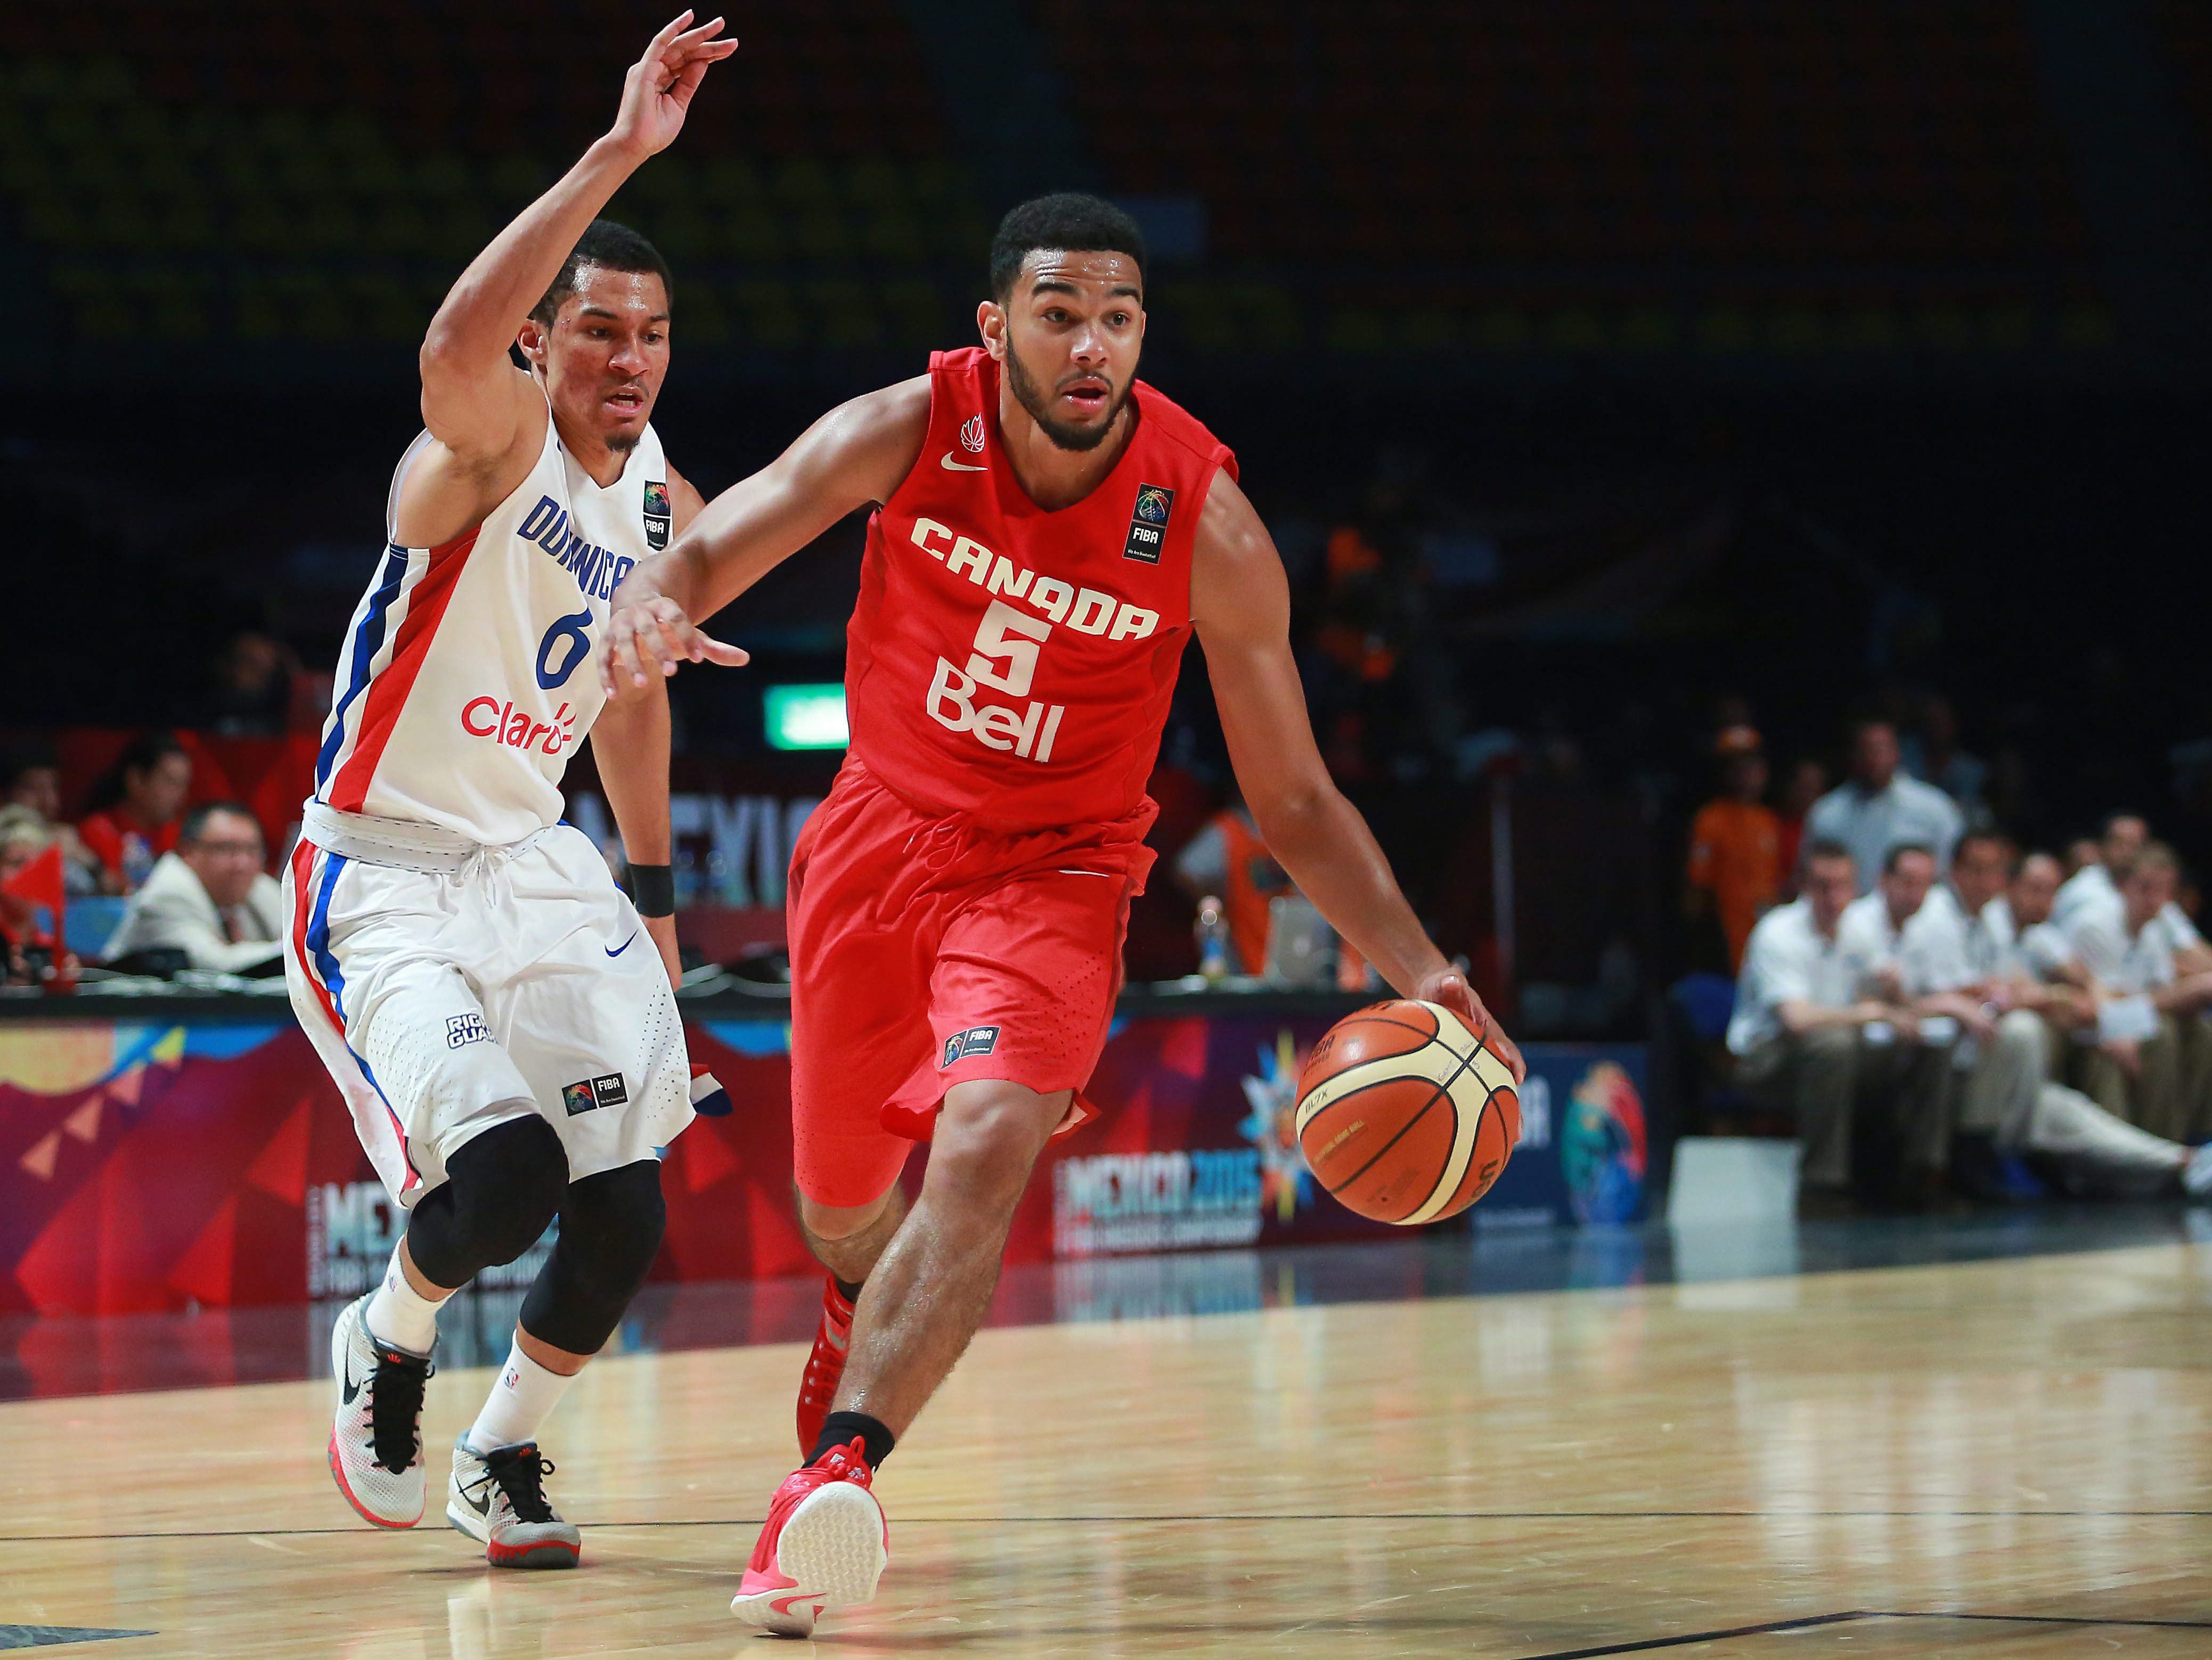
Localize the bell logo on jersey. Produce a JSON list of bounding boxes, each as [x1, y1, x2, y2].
[[1123, 483, 1174, 564], [643, 480, 671, 551], [461, 697, 577, 757]]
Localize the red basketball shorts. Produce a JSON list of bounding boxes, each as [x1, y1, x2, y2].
[[786, 762, 1156, 1209]]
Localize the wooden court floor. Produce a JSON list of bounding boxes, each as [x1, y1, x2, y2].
[[4, 1241, 2210, 1657]]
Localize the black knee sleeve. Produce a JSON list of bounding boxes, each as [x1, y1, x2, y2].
[[404, 1115, 568, 1288], [519, 1159, 667, 1356]]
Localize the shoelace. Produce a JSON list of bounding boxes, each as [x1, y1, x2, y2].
[[479, 1444, 559, 1525], [367, 1346, 433, 1475]]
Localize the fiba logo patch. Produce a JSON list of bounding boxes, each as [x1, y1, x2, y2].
[[1123, 483, 1174, 563], [959, 413, 986, 454], [643, 480, 671, 550], [562, 1073, 630, 1115], [941, 1026, 1001, 1068]]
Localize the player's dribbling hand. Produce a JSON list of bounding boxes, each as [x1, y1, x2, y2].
[[1417, 967, 1527, 1086], [599, 595, 749, 696], [610, 12, 739, 160]]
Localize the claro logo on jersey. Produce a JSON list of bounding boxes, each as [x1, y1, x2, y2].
[[910, 516, 1160, 765], [461, 697, 577, 756]]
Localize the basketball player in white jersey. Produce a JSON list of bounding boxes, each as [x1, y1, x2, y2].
[[284, 13, 740, 1568]]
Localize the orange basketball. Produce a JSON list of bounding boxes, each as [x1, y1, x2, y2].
[[1294, 999, 1521, 1225]]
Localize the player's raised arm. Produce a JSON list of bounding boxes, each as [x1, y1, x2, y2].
[[404, 14, 735, 535], [1190, 469, 1525, 1081], [599, 377, 931, 696]]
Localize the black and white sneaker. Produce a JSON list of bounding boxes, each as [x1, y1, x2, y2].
[[448, 1436, 582, 1568], [328, 1292, 434, 1527]]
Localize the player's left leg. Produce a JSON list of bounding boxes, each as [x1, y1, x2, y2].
[[444, 1159, 667, 1567], [734, 1080, 1064, 1637], [442, 824, 696, 1566], [735, 855, 1132, 1636]]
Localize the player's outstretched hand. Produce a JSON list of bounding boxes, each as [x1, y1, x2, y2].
[[600, 595, 749, 697], [610, 11, 738, 159], [1419, 968, 1527, 1087]]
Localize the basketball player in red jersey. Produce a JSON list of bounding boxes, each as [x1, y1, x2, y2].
[[599, 194, 1524, 1635]]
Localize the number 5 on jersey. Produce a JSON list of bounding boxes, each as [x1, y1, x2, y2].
[[928, 600, 1065, 762]]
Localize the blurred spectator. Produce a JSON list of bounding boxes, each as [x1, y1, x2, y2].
[[2054, 813, 2209, 969], [206, 629, 300, 737], [2071, 843, 2212, 1140], [1774, 756, 1827, 894], [1684, 725, 1781, 971], [1173, 797, 1292, 975], [77, 732, 191, 894], [102, 803, 283, 975], [1, 741, 101, 894], [2063, 838, 2103, 879], [1991, 850, 2085, 988], [0, 807, 79, 987], [1830, 841, 1986, 1201], [1805, 718, 1963, 893], [1727, 839, 1946, 1214], [1903, 695, 1989, 824]]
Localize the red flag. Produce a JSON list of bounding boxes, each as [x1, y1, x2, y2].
[[3, 843, 67, 950]]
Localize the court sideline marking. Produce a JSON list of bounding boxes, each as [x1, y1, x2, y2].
[[6, 1506, 2212, 1545], [1520, 1609, 2212, 1658]]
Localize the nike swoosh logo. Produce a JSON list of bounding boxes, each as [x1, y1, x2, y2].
[[341, 1366, 361, 1406], [940, 451, 988, 472], [606, 932, 638, 957], [460, 1481, 491, 1517]]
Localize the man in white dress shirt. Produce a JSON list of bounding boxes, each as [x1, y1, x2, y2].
[[103, 803, 284, 975], [2056, 814, 2210, 971], [1804, 719, 1964, 896], [1729, 840, 1948, 1212]]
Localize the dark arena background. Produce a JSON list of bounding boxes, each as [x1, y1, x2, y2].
[[4, 4, 2212, 1656]]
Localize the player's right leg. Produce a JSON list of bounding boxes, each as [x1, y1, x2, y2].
[[331, 1118, 569, 1526], [284, 842, 565, 1529]]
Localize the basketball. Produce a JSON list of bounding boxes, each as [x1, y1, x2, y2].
[[1294, 999, 1521, 1225]]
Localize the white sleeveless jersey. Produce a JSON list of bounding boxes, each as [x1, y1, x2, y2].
[[312, 412, 672, 844]]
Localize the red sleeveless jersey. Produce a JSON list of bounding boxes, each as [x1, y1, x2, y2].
[[844, 347, 1237, 832]]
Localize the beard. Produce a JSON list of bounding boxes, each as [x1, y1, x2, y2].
[[605, 429, 640, 454], [1005, 346, 1127, 452]]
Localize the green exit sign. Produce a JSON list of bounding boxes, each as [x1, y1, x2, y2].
[[763, 684, 849, 751]]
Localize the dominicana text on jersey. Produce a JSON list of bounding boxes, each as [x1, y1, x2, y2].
[[313, 413, 668, 846]]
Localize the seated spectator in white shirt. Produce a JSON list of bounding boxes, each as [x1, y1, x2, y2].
[[2070, 843, 2212, 1141], [1908, 837, 2210, 1195], [1987, 851, 2088, 992], [2053, 813, 2208, 969], [102, 803, 284, 975], [1805, 719, 1964, 895], [1727, 839, 1948, 1213]]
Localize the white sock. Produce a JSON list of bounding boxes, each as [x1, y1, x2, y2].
[[466, 1338, 577, 1453], [364, 1244, 451, 1356]]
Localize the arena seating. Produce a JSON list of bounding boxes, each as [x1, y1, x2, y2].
[[1031, 0, 2107, 356], [0, 0, 986, 352]]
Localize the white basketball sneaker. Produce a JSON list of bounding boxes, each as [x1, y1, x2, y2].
[[2184, 1143, 2212, 1200], [328, 1291, 434, 1527], [447, 1436, 582, 1568]]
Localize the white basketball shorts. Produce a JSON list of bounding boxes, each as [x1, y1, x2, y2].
[[282, 804, 693, 1208]]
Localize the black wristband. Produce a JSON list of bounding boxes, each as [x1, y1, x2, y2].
[[628, 863, 676, 917]]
